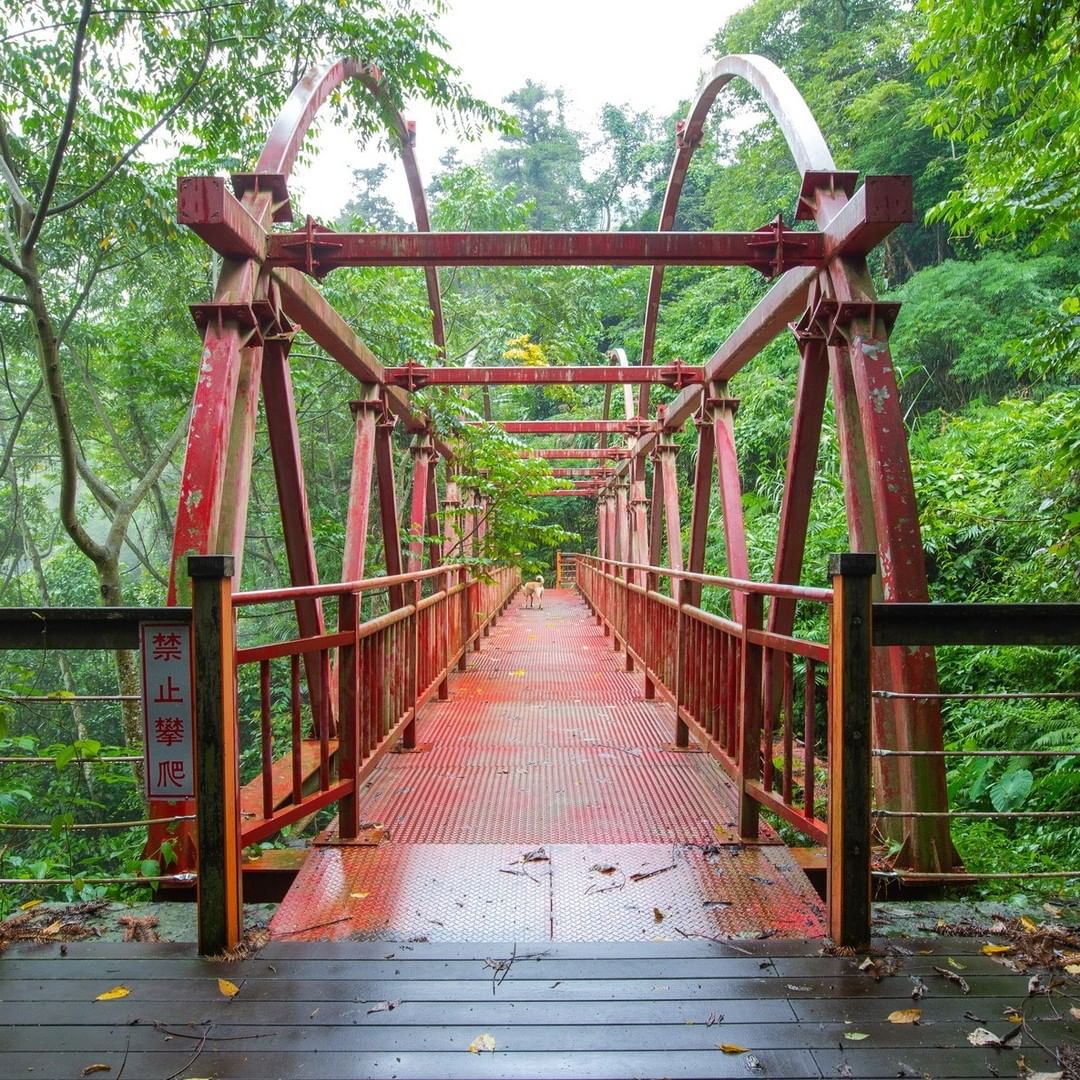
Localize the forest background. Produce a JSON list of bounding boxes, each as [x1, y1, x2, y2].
[[0, 0, 1076, 903]]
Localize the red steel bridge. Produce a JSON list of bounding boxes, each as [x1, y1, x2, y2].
[[130, 52, 1076, 957]]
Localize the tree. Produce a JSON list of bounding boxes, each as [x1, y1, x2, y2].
[[0, 0, 500, 748], [914, 0, 1080, 251]]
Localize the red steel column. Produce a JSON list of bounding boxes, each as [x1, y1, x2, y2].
[[425, 457, 442, 569], [342, 387, 381, 582], [685, 416, 715, 608], [711, 392, 750, 624], [406, 436, 435, 573], [374, 411, 405, 610], [262, 340, 331, 731], [629, 455, 649, 584], [655, 441, 684, 602]]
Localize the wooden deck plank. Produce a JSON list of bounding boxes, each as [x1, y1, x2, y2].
[[2, 939, 1072, 1080]]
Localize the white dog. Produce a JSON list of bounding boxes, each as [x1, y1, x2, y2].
[[521, 575, 544, 609]]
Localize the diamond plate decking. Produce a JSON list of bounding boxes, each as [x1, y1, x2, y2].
[[270, 589, 826, 941]]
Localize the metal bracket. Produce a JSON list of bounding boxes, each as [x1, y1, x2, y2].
[[231, 171, 293, 223], [273, 214, 345, 278], [805, 295, 901, 345], [746, 213, 815, 279], [189, 302, 263, 346], [794, 170, 859, 221]]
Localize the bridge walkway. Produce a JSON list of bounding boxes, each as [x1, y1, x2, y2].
[[269, 588, 825, 942]]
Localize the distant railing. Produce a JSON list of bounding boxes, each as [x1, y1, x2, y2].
[[190, 556, 517, 953], [575, 554, 834, 845], [870, 603, 1080, 888]]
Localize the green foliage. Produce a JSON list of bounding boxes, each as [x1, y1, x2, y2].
[[915, 0, 1080, 251]]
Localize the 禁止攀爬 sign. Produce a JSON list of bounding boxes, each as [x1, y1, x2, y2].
[[140, 623, 195, 799]]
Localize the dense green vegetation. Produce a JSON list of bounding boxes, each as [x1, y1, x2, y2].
[[0, 0, 1076, 906]]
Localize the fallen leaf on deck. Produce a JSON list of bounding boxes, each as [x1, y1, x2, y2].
[[786, 984, 811, 992], [653, 907, 666, 923], [745, 1054, 763, 1071], [887, 1009, 921, 1024], [468, 1033, 496, 1053], [981, 943, 1012, 955], [80, 1066, 111, 1076], [1064, 963, 1080, 975], [217, 978, 240, 998], [910, 976, 927, 1000], [967, 1027, 1002, 1047], [94, 986, 129, 1001], [589, 863, 617, 875], [1026, 1073, 1063, 1080], [367, 1000, 400, 1014], [718, 1043, 749, 1053], [19, 899, 44, 911], [519, 847, 549, 863], [843, 1032, 869, 1041], [946, 956, 966, 970], [1071, 1007, 1080, 1021], [896, 1064, 920, 1078], [512, 669, 526, 677], [42, 920, 62, 936], [1027, 973, 1046, 995], [1020, 915, 1037, 931], [933, 965, 970, 994], [349, 892, 369, 900]]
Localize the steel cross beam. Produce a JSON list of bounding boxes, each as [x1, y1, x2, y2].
[[385, 362, 702, 389], [266, 224, 828, 274], [465, 420, 660, 435], [550, 467, 614, 477], [541, 489, 604, 497], [518, 448, 630, 460]]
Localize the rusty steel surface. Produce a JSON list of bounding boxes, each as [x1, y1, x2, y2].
[[384, 363, 703, 388], [265, 226, 828, 272], [271, 590, 825, 941]]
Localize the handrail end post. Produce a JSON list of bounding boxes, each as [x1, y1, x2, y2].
[[189, 554, 242, 957], [827, 552, 876, 949]]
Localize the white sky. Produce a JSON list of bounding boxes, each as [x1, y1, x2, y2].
[[292, 0, 748, 219]]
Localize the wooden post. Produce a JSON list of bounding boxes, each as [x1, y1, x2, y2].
[[190, 555, 242, 956], [403, 577, 422, 749], [458, 567, 470, 670], [737, 592, 765, 841], [337, 589, 360, 840], [827, 553, 876, 948]]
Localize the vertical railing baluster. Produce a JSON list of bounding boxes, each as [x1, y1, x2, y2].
[[290, 653, 302, 805], [260, 659, 273, 820], [337, 590, 359, 840], [738, 591, 764, 841], [804, 659, 816, 821], [782, 654, 794, 806]]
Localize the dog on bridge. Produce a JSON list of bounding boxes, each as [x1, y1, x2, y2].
[[521, 575, 545, 609]]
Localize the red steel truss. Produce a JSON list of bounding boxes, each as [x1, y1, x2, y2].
[[170, 50, 952, 873]]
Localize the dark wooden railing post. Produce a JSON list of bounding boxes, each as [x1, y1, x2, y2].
[[458, 567, 470, 671], [827, 552, 876, 949], [337, 588, 360, 841], [403, 578, 421, 750], [738, 591, 765, 839], [189, 554, 241, 957]]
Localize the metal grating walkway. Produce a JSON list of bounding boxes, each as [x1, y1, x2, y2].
[[270, 589, 825, 941]]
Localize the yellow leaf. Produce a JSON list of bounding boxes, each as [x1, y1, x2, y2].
[[1005, 1009, 1022, 1023], [888, 1008, 922, 1024], [947, 956, 966, 970], [653, 907, 666, 923], [19, 898, 44, 911], [1020, 915, 1037, 931], [349, 892, 369, 900], [42, 920, 62, 936], [1064, 963, 1080, 975], [217, 978, 240, 998], [512, 669, 526, 677], [981, 943, 1012, 955], [468, 1033, 496, 1054], [94, 986, 130, 1001], [844, 1032, 870, 1041], [718, 1043, 749, 1053], [81, 1066, 111, 1076]]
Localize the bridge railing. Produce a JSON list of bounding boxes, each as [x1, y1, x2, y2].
[[575, 554, 834, 844], [192, 558, 517, 952]]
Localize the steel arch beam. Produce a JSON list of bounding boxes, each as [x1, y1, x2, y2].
[[638, 53, 839, 412]]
